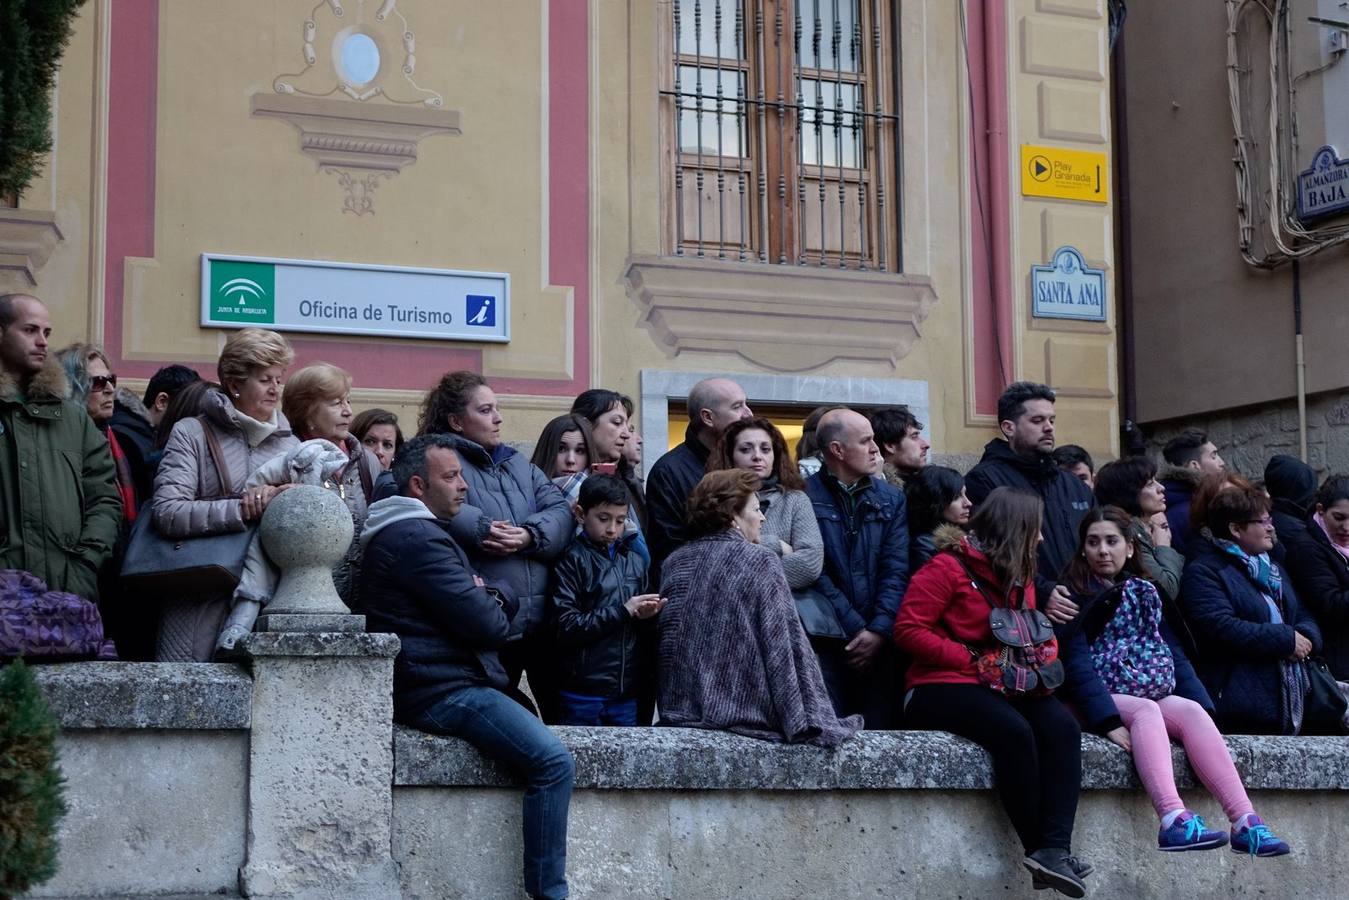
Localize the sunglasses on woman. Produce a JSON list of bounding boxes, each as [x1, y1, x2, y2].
[[90, 373, 118, 391]]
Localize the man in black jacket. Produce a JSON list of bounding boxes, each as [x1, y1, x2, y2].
[[965, 382, 1094, 620], [359, 434, 573, 900], [645, 376, 753, 581]]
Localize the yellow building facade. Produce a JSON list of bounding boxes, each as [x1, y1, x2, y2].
[[1, 0, 1120, 464]]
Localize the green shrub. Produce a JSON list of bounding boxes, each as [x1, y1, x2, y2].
[[0, 659, 67, 899], [0, 0, 89, 200]]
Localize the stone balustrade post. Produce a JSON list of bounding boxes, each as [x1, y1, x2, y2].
[[238, 483, 402, 899]]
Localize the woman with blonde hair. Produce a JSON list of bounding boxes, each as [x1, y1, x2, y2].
[[282, 362, 383, 603], [152, 327, 299, 660]]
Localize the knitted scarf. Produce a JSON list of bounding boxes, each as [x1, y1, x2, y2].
[[1213, 537, 1281, 598], [1212, 536, 1306, 734], [1313, 511, 1349, 563], [105, 427, 137, 523]]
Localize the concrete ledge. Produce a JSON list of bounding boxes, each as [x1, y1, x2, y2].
[[395, 724, 1349, 791], [33, 662, 252, 730]]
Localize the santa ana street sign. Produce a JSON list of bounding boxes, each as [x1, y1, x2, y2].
[[201, 254, 510, 343], [1031, 246, 1106, 322]]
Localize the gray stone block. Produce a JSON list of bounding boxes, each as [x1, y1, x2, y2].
[[33, 662, 252, 730], [240, 626, 400, 900], [26, 731, 248, 899], [241, 630, 399, 658], [254, 612, 366, 633]]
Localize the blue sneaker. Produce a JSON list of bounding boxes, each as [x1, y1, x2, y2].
[[1158, 811, 1228, 852], [1230, 815, 1291, 857]]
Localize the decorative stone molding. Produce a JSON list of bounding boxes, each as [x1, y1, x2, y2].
[[0, 207, 64, 287], [624, 255, 938, 372], [251, 94, 459, 171], [324, 166, 391, 216]]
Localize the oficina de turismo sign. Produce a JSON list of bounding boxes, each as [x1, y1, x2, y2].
[[1297, 146, 1349, 222], [201, 254, 510, 343], [1030, 246, 1106, 322]]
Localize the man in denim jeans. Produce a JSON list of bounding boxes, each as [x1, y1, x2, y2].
[[358, 433, 573, 899]]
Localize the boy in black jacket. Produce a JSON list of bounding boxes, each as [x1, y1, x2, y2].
[[552, 475, 663, 725]]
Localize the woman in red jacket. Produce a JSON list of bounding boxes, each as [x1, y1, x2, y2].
[[895, 487, 1088, 898]]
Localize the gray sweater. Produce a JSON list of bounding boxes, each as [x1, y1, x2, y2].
[[758, 485, 824, 590]]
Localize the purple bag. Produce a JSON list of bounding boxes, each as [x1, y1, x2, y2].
[[0, 569, 119, 661]]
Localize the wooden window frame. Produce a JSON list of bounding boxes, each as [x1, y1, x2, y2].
[[660, 0, 900, 271]]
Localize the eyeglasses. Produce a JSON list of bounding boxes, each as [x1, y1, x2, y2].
[[90, 374, 118, 391], [1243, 515, 1275, 528]]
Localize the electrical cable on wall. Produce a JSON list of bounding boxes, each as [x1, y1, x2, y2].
[[1227, 0, 1349, 268]]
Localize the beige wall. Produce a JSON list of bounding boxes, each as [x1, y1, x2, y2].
[[1121, 0, 1349, 425], [1008, 0, 1119, 455], [6, 1, 1122, 457]]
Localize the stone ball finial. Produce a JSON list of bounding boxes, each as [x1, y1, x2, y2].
[[258, 484, 355, 616]]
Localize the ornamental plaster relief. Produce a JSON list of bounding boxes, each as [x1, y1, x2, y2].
[[249, 0, 461, 214]]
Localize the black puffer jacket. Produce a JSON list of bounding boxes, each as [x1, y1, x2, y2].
[[357, 496, 519, 721], [109, 398, 159, 506], [440, 434, 573, 639], [1284, 522, 1349, 679], [551, 533, 651, 697], [645, 424, 712, 584], [964, 439, 1095, 595], [1180, 539, 1321, 735]]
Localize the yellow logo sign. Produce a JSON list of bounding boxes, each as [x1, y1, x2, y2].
[[1020, 145, 1108, 204]]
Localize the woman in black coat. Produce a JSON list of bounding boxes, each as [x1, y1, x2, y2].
[[1283, 475, 1349, 680], [1179, 485, 1322, 735]]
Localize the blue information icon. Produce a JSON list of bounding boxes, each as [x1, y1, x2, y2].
[[466, 294, 495, 327]]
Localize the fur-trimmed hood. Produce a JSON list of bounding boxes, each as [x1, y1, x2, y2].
[[0, 357, 70, 404], [1157, 462, 1203, 490], [933, 523, 968, 553]]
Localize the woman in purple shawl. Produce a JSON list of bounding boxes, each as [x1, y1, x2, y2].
[[657, 469, 862, 747]]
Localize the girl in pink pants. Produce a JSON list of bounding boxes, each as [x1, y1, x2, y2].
[[1059, 507, 1291, 856]]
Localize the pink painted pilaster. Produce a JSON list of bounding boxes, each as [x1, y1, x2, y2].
[[966, 0, 1014, 416]]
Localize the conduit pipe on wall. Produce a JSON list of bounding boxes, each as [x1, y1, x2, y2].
[[1294, 259, 1308, 461]]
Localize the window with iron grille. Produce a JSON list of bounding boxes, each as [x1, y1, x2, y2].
[[663, 0, 900, 271]]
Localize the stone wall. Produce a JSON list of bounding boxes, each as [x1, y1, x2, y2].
[[1144, 391, 1349, 480], [26, 662, 1349, 900]]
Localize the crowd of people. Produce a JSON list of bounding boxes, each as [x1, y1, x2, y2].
[[4, 290, 1347, 898]]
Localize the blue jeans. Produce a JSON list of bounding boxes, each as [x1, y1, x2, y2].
[[557, 691, 638, 726], [409, 686, 574, 899]]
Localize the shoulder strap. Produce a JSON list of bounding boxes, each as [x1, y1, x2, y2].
[[197, 415, 234, 499], [947, 551, 1003, 610], [358, 453, 375, 503]]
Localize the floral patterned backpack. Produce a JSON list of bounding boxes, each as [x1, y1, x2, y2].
[[1087, 577, 1175, 700]]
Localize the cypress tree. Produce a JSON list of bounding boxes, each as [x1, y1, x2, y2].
[[0, 659, 68, 899], [0, 0, 89, 201]]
